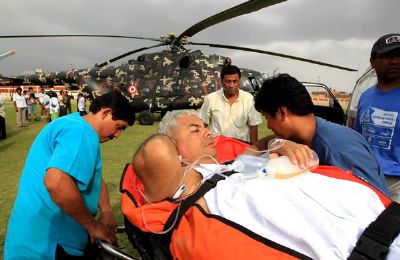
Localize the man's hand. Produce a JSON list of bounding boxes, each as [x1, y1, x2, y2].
[[87, 221, 117, 245], [99, 210, 117, 234], [97, 179, 118, 244], [271, 139, 314, 168]]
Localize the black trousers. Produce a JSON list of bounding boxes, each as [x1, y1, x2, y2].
[[0, 116, 6, 139], [59, 106, 67, 117]]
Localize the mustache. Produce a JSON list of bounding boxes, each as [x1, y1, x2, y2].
[[386, 65, 400, 70]]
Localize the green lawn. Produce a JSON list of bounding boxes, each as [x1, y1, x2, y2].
[[0, 99, 271, 257]]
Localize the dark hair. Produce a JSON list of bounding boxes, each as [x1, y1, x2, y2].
[[16, 87, 22, 92], [254, 74, 314, 116], [89, 89, 136, 126], [220, 64, 241, 80]]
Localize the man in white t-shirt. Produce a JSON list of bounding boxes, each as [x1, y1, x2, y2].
[[49, 92, 60, 121], [77, 93, 87, 116], [12, 87, 28, 127]]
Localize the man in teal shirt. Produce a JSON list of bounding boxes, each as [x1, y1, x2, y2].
[[5, 90, 135, 259]]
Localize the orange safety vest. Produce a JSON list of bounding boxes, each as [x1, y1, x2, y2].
[[121, 136, 393, 259]]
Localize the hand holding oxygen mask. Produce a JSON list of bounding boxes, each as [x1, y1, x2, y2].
[[231, 139, 319, 180], [262, 150, 319, 179]]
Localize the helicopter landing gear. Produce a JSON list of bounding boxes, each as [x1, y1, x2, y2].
[[138, 110, 154, 125]]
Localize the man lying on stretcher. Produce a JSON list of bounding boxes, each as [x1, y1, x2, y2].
[[129, 111, 400, 259]]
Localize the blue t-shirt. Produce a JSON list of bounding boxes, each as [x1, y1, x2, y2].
[[311, 117, 389, 195], [5, 113, 102, 259], [354, 85, 400, 177]]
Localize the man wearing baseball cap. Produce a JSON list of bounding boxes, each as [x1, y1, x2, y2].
[[354, 33, 400, 202]]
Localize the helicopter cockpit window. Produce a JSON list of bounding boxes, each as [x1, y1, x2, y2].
[[207, 82, 216, 93], [255, 74, 264, 85], [248, 76, 260, 92], [239, 78, 255, 93], [179, 56, 191, 69], [189, 84, 199, 94]]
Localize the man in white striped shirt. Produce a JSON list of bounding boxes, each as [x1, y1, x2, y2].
[[199, 65, 262, 144]]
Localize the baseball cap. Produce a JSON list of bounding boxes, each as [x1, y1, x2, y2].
[[371, 33, 400, 57]]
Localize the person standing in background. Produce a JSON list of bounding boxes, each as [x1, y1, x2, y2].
[[23, 90, 29, 121], [0, 95, 6, 139], [66, 91, 73, 114], [199, 65, 262, 144], [58, 90, 67, 117], [354, 33, 400, 202], [77, 93, 87, 116], [27, 87, 38, 121], [37, 87, 46, 119], [50, 92, 60, 121], [42, 91, 51, 122], [12, 87, 27, 128]]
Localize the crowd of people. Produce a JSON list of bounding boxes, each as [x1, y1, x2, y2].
[[2, 33, 400, 259], [0, 88, 87, 140]]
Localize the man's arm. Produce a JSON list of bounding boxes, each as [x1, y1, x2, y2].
[[251, 135, 276, 152], [248, 136, 313, 167], [249, 125, 258, 144], [98, 179, 117, 233], [44, 168, 116, 244]]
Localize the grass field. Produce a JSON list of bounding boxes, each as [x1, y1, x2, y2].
[[0, 99, 271, 257]]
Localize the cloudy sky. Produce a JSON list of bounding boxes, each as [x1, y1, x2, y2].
[[0, 0, 397, 92]]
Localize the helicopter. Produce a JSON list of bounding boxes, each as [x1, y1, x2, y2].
[[0, 0, 356, 125]]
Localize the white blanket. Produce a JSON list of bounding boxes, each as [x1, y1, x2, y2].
[[195, 164, 400, 260]]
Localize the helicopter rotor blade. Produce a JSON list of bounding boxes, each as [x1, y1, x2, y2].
[[96, 43, 165, 68], [176, 0, 286, 43], [190, 41, 357, 72], [0, 34, 160, 42]]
